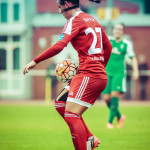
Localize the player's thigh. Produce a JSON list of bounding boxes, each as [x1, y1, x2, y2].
[[101, 75, 112, 95], [111, 75, 126, 97], [111, 91, 121, 98], [65, 101, 88, 116], [67, 75, 107, 110], [55, 86, 69, 102]]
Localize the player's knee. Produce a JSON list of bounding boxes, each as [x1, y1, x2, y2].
[[64, 111, 80, 122], [102, 94, 110, 102], [55, 90, 68, 102], [111, 91, 120, 98], [55, 95, 60, 101]]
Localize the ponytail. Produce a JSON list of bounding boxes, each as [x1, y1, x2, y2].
[[89, 0, 101, 3]]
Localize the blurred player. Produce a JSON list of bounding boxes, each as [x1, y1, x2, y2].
[[23, 0, 112, 149], [102, 23, 139, 129]]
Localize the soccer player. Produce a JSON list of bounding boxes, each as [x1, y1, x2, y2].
[[102, 23, 139, 129], [23, 0, 112, 149]]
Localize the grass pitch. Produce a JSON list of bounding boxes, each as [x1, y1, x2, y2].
[[0, 103, 150, 150]]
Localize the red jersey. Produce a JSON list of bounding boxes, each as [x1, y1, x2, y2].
[[60, 11, 110, 79], [34, 11, 112, 79]]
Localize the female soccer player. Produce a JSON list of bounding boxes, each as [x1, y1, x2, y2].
[[102, 23, 139, 129], [23, 0, 112, 149]]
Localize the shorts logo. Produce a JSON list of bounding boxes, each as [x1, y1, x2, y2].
[[112, 47, 121, 55], [117, 86, 120, 89], [59, 34, 65, 40], [69, 92, 73, 96]]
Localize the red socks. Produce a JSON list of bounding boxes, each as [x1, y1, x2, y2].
[[81, 117, 93, 140], [55, 101, 66, 118], [64, 111, 87, 150], [55, 101, 93, 150]]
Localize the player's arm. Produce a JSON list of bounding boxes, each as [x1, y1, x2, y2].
[[101, 28, 112, 66], [23, 41, 66, 75], [126, 40, 139, 80], [23, 20, 80, 75], [131, 56, 139, 80]]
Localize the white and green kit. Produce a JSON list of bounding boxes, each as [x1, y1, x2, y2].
[[102, 37, 135, 94]]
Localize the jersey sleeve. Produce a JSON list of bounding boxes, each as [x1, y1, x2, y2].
[[102, 28, 112, 66], [59, 17, 81, 45], [126, 40, 135, 58], [33, 41, 66, 64], [101, 28, 110, 44]]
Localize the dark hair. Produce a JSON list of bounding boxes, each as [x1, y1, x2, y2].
[[89, 0, 101, 3], [59, 0, 79, 5], [114, 23, 125, 30], [59, 0, 101, 5]]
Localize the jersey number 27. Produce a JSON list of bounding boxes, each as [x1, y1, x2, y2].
[[85, 27, 102, 55]]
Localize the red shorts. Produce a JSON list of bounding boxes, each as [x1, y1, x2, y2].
[[67, 74, 107, 108]]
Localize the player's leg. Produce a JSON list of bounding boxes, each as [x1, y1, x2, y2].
[[55, 85, 94, 140], [64, 76, 107, 150], [110, 91, 126, 128], [55, 85, 69, 118], [65, 102, 88, 150], [101, 75, 111, 109], [102, 94, 123, 125], [109, 76, 126, 128], [55, 86, 88, 150], [102, 94, 111, 108], [101, 76, 115, 128], [65, 102, 100, 150], [108, 91, 121, 124], [55, 84, 99, 149], [102, 95, 116, 129]]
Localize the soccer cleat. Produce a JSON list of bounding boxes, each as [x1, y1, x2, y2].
[[107, 123, 114, 129], [87, 135, 101, 150], [117, 115, 126, 128]]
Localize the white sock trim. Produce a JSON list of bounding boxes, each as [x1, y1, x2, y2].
[[67, 97, 92, 108]]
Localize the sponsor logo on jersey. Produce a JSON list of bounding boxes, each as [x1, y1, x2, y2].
[[59, 34, 65, 40], [84, 18, 95, 22], [120, 44, 124, 49], [92, 56, 104, 61], [112, 47, 121, 55]]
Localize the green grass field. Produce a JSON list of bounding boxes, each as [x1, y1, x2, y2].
[[0, 103, 150, 150]]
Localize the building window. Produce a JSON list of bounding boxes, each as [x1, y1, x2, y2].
[[13, 35, 20, 42], [0, 49, 6, 70], [0, 36, 8, 42], [13, 48, 20, 70], [13, 3, 20, 21], [0, 3, 8, 22]]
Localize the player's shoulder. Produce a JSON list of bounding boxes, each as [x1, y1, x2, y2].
[[66, 11, 85, 28], [71, 11, 84, 22], [122, 39, 132, 46], [75, 11, 99, 25], [108, 36, 115, 41]]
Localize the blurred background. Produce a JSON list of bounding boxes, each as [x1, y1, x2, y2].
[[0, 0, 150, 101]]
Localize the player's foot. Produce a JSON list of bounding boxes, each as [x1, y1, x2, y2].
[[107, 123, 114, 129], [117, 115, 126, 128], [87, 135, 101, 150]]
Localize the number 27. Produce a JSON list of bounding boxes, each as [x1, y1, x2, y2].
[[85, 27, 103, 55]]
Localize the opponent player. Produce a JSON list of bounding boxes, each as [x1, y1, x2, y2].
[[102, 23, 139, 129], [23, 0, 112, 149]]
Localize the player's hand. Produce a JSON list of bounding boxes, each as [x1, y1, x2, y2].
[[132, 70, 139, 80], [23, 61, 37, 75]]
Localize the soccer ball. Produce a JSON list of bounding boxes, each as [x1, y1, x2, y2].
[[55, 59, 78, 83]]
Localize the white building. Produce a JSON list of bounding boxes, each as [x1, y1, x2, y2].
[[0, 0, 36, 99]]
